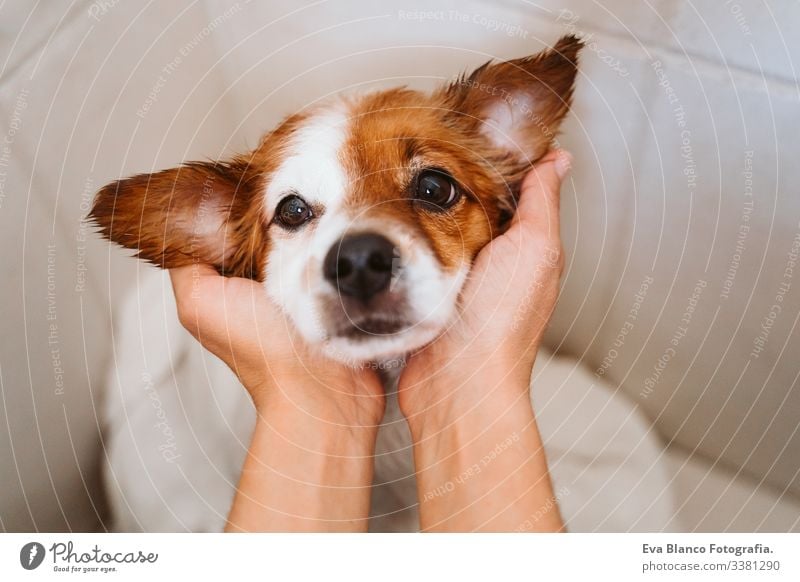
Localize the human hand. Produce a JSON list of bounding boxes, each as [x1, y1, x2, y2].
[[169, 264, 385, 427], [399, 149, 570, 427]]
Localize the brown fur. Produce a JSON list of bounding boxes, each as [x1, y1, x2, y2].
[[90, 35, 581, 279], [90, 112, 309, 280], [341, 88, 506, 270], [339, 34, 581, 270]]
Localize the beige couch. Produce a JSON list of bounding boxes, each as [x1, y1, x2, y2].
[[1, 0, 798, 531]]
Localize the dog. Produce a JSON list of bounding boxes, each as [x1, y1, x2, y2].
[[91, 35, 582, 531]]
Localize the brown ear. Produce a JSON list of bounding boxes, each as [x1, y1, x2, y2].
[[89, 157, 267, 280], [443, 34, 581, 166]]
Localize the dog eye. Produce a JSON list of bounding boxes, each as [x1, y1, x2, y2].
[[275, 194, 313, 228], [415, 169, 459, 210]]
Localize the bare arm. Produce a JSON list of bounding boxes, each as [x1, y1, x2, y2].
[[226, 397, 378, 532], [408, 370, 563, 532]]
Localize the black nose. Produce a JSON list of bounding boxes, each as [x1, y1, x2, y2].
[[323, 233, 396, 303]]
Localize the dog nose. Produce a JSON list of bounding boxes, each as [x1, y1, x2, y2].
[[323, 233, 396, 303]]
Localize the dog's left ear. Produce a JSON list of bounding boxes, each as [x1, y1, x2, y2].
[[443, 34, 581, 165]]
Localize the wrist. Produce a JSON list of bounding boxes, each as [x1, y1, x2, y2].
[[255, 399, 379, 456], [246, 364, 385, 429], [405, 360, 535, 440], [409, 392, 536, 452]]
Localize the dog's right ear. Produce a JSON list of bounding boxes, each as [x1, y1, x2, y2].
[[90, 157, 267, 280]]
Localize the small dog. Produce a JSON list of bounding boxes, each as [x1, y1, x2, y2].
[[91, 35, 581, 531]]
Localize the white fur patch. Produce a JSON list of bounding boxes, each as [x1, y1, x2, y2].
[[263, 105, 349, 215], [264, 103, 350, 343], [480, 92, 535, 155]]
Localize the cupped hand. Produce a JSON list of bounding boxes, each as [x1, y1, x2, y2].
[[399, 149, 571, 427], [169, 264, 386, 428]]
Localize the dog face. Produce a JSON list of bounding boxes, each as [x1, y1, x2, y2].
[[91, 36, 580, 363]]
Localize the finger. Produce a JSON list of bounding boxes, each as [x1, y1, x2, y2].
[[511, 149, 571, 240], [168, 263, 218, 299]]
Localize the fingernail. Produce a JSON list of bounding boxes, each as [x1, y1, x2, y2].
[[555, 150, 573, 180]]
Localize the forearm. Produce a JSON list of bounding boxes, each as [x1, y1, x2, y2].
[[226, 407, 377, 532], [409, 379, 564, 532]]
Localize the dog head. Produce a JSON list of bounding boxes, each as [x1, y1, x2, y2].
[[91, 35, 580, 363]]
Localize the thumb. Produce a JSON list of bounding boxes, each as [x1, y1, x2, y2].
[[169, 263, 219, 300], [510, 149, 571, 239]]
